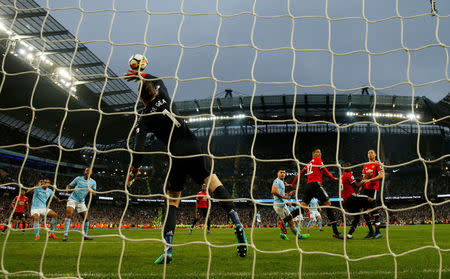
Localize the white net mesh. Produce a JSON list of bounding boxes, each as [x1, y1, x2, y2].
[[0, 0, 449, 278]]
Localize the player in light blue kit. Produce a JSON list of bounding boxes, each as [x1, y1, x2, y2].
[[271, 169, 310, 240], [26, 179, 65, 240], [63, 168, 97, 242], [307, 197, 323, 231], [256, 210, 261, 228]]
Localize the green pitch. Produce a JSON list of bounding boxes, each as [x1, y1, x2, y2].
[[1, 225, 449, 279]]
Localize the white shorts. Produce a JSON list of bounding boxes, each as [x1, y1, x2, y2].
[[67, 199, 88, 213], [273, 205, 290, 219], [310, 211, 321, 221], [30, 208, 51, 217]]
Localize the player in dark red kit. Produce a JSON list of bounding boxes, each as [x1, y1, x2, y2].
[[2, 189, 29, 235], [340, 163, 376, 239], [288, 148, 343, 239], [124, 59, 247, 264], [189, 184, 211, 234], [360, 149, 384, 239]]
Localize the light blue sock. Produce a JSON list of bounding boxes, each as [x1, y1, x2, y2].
[[84, 221, 89, 236], [50, 218, 57, 234], [307, 221, 311, 229], [291, 227, 302, 237], [318, 220, 322, 229], [64, 218, 71, 237], [33, 221, 40, 237]]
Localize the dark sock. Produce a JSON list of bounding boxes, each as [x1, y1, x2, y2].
[[364, 214, 374, 233], [191, 218, 198, 228], [326, 208, 339, 235], [163, 205, 177, 254], [278, 220, 287, 234], [213, 185, 241, 227], [349, 216, 360, 235], [207, 219, 211, 231], [22, 222, 26, 232]]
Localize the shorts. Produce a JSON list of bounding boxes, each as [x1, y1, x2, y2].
[[273, 205, 291, 219], [345, 194, 372, 213], [30, 208, 51, 217], [167, 137, 211, 192], [362, 188, 378, 200], [197, 207, 208, 218], [301, 182, 329, 205], [67, 199, 88, 213], [309, 211, 321, 221], [13, 212, 26, 219]]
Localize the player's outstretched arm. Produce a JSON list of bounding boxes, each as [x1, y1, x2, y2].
[[271, 185, 289, 199], [322, 167, 337, 180]]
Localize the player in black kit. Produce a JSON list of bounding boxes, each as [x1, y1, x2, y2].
[[124, 64, 248, 264]]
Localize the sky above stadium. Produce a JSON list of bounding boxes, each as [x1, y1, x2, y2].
[[35, 0, 449, 103]]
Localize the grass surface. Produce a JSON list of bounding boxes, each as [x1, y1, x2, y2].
[[1, 225, 449, 278]]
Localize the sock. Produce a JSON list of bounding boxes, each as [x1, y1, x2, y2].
[[213, 186, 242, 227], [207, 219, 211, 231], [22, 221, 26, 232], [278, 220, 287, 234], [34, 221, 40, 237], [291, 227, 300, 236], [318, 220, 322, 229], [84, 221, 90, 236], [364, 214, 374, 233], [191, 218, 198, 228], [326, 208, 339, 235], [50, 218, 57, 234], [163, 205, 177, 255], [64, 218, 71, 237], [307, 221, 311, 229], [349, 215, 360, 235]]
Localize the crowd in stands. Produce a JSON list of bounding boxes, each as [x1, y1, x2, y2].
[[0, 130, 448, 231]]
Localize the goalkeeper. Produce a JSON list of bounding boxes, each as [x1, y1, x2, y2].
[[124, 60, 248, 264]]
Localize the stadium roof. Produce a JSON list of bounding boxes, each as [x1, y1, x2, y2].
[[0, 0, 139, 112], [0, 1, 447, 148]]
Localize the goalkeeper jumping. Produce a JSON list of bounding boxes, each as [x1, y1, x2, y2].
[[124, 56, 248, 264]]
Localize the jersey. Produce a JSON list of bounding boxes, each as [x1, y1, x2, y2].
[[309, 198, 319, 212], [362, 160, 383, 191], [196, 191, 208, 208], [272, 178, 286, 208], [256, 213, 261, 222], [292, 157, 335, 185], [68, 176, 97, 203], [31, 187, 54, 210], [132, 74, 199, 169], [340, 171, 356, 203], [12, 196, 28, 213]]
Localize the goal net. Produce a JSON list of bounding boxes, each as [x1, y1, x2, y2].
[[0, 0, 449, 278]]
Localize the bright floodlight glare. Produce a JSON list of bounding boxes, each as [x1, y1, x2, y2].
[[18, 48, 26, 55], [57, 68, 72, 79]]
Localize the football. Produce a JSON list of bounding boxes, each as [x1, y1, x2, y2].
[[128, 54, 148, 70]]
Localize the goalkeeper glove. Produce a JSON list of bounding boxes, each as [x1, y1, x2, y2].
[[125, 70, 148, 82], [127, 166, 140, 188]]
